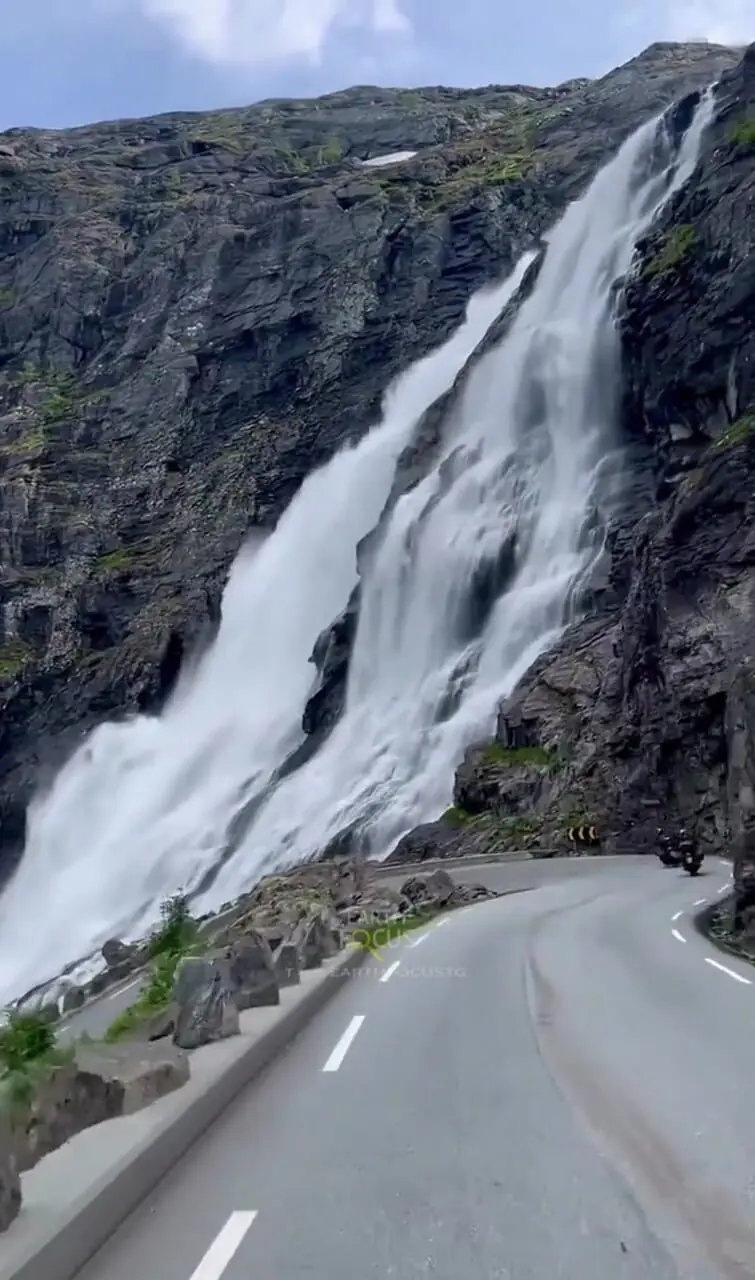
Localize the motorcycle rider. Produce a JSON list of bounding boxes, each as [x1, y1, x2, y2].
[[678, 826, 702, 868], [657, 826, 677, 864]]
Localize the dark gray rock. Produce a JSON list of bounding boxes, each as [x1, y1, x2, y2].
[[225, 933, 280, 1010], [724, 662, 755, 937], [61, 985, 86, 1013], [293, 914, 333, 969], [172, 956, 240, 1050], [272, 941, 300, 988], [0, 1146, 21, 1233], [101, 938, 138, 969]]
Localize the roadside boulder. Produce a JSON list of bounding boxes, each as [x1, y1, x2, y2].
[[272, 941, 300, 988], [101, 938, 138, 969], [5, 1059, 125, 1173], [293, 913, 333, 969], [172, 956, 240, 1050], [61, 985, 86, 1013], [423, 868, 456, 904], [225, 933, 280, 1010], [0, 1145, 21, 1233], [74, 1041, 189, 1114]]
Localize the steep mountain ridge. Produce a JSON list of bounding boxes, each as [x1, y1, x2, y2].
[[0, 41, 742, 876]]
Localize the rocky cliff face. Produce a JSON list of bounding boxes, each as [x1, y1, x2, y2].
[[0, 40, 741, 875], [387, 45, 755, 945]]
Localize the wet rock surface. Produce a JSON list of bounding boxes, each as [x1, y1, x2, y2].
[[0, 42, 739, 874]]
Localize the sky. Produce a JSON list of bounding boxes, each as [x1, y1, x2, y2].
[[0, 0, 753, 131]]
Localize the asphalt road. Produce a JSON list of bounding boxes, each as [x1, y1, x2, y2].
[[71, 852, 755, 1280]]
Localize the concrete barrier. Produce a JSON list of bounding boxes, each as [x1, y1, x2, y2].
[[0, 944, 371, 1280]]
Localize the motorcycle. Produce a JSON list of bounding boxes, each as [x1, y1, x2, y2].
[[658, 848, 681, 867], [681, 849, 703, 876]]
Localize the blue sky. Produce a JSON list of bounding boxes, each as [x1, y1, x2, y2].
[[1, 1, 753, 130]]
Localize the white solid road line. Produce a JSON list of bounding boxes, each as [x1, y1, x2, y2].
[[705, 957, 752, 986], [189, 1211, 257, 1280], [435, 917, 450, 928], [407, 931, 430, 948], [322, 1015, 365, 1071], [671, 928, 686, 944], [671, 910, 683, 922], [380, 960, 401, 984]]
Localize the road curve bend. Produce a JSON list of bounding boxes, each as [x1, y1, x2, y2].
[[74, 854, 754, 1280]]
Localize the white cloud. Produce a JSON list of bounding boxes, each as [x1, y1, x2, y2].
[[663, 0, 755, 45], [119, 0, 411, 67]]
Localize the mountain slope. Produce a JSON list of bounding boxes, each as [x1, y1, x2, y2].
[[0, 41, 740, 870]]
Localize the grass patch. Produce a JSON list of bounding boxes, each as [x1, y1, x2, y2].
[[0, 639, 31, 680], [643, 224, 696, 279], [93, 547, 133, 575], [441, 805, 474, 827], [482, 743, 563, 771], [424, 147, 535, 213], [714, 414, 755, 450], [9, 364, 101, 425], [0, 427, 47, 456], [0, 1010, 56, 1073], [728, 119, 755, 147], [317, 137, 343, 165], [104, 893, 202, 1043], [496, 815, 543, 839]]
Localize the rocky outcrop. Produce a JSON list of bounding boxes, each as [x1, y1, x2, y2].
[[0, 42, 739, 873], [724, 662, 755, 937], [386, 48, 755, 944]]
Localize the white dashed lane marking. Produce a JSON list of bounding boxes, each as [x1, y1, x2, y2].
[[189, 1211, 258, 1280], [671, 928, 686, 944], [380, 961, 401, 984], [322, 1015, 365, 1072]]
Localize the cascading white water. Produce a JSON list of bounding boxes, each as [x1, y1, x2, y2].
[[0, 266, 530, 1004], [0, 89, 714, 1004], [203, 91, 715, 905]]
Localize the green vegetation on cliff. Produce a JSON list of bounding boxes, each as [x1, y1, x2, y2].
[[715, 413, 755, 450], [728, 118, 755, 146], [643, 223, 696, 278]]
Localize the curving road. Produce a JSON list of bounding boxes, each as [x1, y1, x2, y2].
[[72, 854, 755, 1280]]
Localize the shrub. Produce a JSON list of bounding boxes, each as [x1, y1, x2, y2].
[[0, 1011, 56, 1073]]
